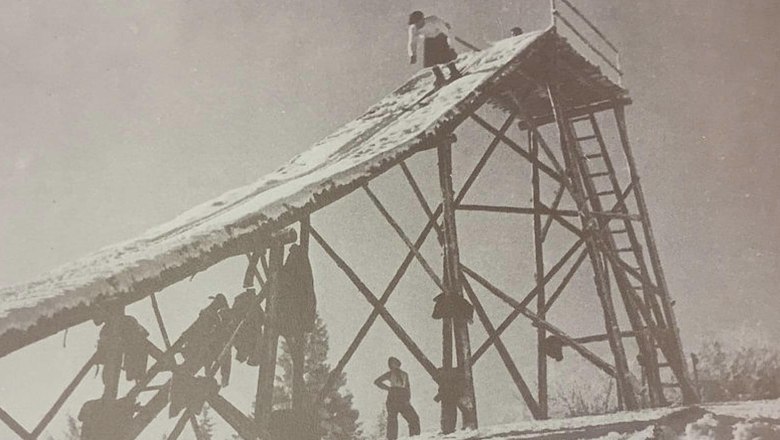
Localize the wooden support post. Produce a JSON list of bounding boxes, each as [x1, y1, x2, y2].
[[255, 243, 284, 430], [102, 307, 125, 400], [462, 278, 541, 418], [292, 217, 310, 413], [531, 130, 549, 418], [547, 83, 638, 410], [613, 105, 699, 404], [437, 139, 477, 430]]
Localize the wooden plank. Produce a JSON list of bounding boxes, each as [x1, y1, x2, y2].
[[0, 405, 32, 440], [31, 352, 98, 438], [613, 105, 699, 404], [255, 243, 284, 431], [585, 112, 666, 406], [462, 278, 541, 419], [364, 185, 445, 291], [471, 238, 585, 363], [399, 161, 443, 245], [541, 184, 566, 241], [437, 141, 478, 430], [515, 98, 631, 131], [470, 113, 564, 185], [150, 293, 172, 350], [208, 394, 264, 440], [461, 264, 617, 377], [574, 330, 641, 344], [316, 121, 509, 402], [547, 83, 637, 409], [531, 130, 549, 418], [310, 227, 439, 377], [166, 411, 190, 440], [456, 204, 578, 217], [542, 248, 588, 314]]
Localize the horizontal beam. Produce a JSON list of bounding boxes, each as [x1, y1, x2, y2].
[[573, 330, 641, 344], [456, 204, 578, 217], [516, 98, 632, 131]]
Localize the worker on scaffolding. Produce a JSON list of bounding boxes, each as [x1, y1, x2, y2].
[[407, 10, 461, 87], [374, 356, 421, 439]]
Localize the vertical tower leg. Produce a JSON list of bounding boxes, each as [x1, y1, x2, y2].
[[255, 243, 285, 429], [437, 138, 478, 430], [292, 218, 311, 413], [531, 131, 549, 418], [547, 84, 638, 410], [102, 307, 125, 400], [613, 105, 699, 404]]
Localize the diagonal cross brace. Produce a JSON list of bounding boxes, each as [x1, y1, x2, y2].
[[317, 114, 516, 401], [461, 263, 617, 377]]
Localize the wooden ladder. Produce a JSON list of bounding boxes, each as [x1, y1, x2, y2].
[[566, 112, 683, 406]]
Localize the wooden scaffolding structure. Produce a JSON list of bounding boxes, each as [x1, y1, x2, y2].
[[0, 7, 698, 439]]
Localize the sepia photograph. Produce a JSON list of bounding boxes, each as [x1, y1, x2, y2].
[[0, 1, 778, 439]]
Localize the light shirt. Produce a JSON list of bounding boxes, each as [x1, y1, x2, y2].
[[408, 15, 453, 58]]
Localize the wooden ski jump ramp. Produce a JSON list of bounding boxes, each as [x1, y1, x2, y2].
[[0, 9, 701, 439]]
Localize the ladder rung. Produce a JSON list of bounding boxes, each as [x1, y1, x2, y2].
[[577, 135, 598, 142], [571, 115, 591, 123], [597, 190, 616, 196], [611, 229, 628, 234], [585, 153, 603, 159], [658, 362, 670, 368], [631, 285, 644, 290], [588, 172, 610, 178], [617, 247, 634, 252]]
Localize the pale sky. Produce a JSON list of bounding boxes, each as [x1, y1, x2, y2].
[[1, 1, 779, 438]]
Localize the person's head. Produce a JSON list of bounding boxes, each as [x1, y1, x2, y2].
[[388, 356, 402, 370], [408, 11, 425, 29], [510, 27, 523, 37]]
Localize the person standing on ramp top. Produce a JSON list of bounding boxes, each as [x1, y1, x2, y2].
[[407, 10, 461, 87], [374, 356, 421, 439]]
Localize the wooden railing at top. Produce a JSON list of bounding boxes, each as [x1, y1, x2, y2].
[[550, 0, 623, 85]]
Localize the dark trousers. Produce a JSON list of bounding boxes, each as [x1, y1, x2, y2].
[[386, 388, 420, 439]]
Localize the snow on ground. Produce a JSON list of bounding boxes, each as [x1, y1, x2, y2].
[[396, 400, 780, 439], [0, 29, 557, 343]]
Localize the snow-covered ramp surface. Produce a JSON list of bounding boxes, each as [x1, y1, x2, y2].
[[0, 29, 558, 354]]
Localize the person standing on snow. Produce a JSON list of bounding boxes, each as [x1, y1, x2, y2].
[[374, 356, 421, 439], [407, 10, 461, 87]]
